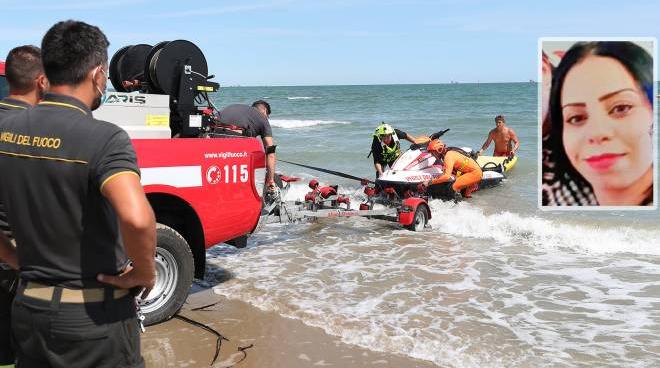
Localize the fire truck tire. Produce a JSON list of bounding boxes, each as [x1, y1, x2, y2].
[[405, 205, 429, 232], [141, 224, 194, 326]]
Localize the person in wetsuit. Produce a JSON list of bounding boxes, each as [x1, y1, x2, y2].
[[423, 139, 483, 198]]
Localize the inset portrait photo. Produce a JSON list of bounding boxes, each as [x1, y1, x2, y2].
[[540, 38, 656, 209]]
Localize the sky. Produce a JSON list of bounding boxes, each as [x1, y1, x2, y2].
[[0, 0, 659, 86]]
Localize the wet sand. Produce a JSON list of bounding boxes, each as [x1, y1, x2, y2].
[[142, 285, 439, 368]]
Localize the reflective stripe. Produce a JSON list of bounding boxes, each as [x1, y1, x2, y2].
[[455, 158, 470, 177], [39, 101, 88, 115], [380, 132, 401, 163], [141, 166, 203, 188], [0, 149, 87, 164], [0, 101, 27, 110]]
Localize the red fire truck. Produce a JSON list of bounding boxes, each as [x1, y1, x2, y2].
[[0, 61, 7, 99], [1, 43, 268, 325]]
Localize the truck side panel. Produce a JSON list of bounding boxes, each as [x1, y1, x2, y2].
[[133, 137, 266, 248]]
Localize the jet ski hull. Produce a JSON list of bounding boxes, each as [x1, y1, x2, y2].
[[376, 147, 505, 199]]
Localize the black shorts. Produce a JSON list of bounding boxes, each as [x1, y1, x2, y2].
[[12, 289, 143, 368], [0, 268, 17, 365], [0, 286, 14, 365]]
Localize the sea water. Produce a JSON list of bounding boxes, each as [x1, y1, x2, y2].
[[207, 83, 659, 367]]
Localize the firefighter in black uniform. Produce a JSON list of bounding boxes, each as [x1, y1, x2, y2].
[[219, 101, 277, 190], [0, 44, 48, 367], [0, 21, 156, 367]]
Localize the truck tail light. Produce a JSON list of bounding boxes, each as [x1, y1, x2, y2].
[[254, 167, 266, 198]]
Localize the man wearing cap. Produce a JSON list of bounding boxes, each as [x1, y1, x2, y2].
[[0, 44, 49, 368], [0, 20, 155, 367]]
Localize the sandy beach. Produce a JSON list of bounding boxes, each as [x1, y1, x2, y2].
[[142, 284, 439, 368]]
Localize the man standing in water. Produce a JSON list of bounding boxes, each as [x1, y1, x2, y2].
[[477, 115, 520, 157]]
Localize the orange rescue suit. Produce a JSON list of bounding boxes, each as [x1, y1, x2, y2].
[[430, 150, 483, 192]]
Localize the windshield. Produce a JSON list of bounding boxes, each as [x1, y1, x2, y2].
[[0, 75, 8, 99]]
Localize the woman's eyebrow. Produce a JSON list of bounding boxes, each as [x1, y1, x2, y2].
[[562, 102, 585, 109], [562, 88, 639, 109], [598, 88, 637, 102]]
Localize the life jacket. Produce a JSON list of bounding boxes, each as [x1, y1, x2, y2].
[[445, 147, 478, 176], [379, 133, 401, 164]]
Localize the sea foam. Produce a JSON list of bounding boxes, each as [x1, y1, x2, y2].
[[270, 119, 351, 129], [427, 200, 660, 256], [287, 96, 319, 100]]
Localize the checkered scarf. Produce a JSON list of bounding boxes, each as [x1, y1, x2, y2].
[[541, 136, 598, 206]]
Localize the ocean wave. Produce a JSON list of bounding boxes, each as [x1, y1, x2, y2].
[[427, 200, 660, 256], [208, 184, 659, 367], [278, 182, 660, 256], [287, 96, 319, 100], [270, 119, 351, 129]]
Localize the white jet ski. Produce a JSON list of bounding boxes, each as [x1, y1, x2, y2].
[[376, 144, 505, 199]]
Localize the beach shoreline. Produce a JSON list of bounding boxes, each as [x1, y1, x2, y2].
[[142, 285, 440, 368]]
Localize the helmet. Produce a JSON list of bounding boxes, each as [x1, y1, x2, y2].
[[374, 123, 395, 137], [427, 139, 446, 152]]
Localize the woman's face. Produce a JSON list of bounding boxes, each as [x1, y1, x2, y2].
[[561, 55, 653, 191]]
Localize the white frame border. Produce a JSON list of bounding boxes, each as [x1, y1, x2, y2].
[[538, 37, 658, 211]]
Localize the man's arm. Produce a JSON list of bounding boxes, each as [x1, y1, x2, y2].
[[97, 173, 156, 298], [477, 131, 494, 156], [402, 133, 417, 144], [374, 162, 384, 177], [0, 232, 17, 270], [263, 136, 276, 185], [371, 137, 385, 177], [395, 129, 419, 144], [510, 129, 520, 154], [432, 154, 456, 185]]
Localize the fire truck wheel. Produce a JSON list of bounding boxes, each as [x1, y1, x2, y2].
[[141, 224, 194, 326], [406, 205, 429, 232]]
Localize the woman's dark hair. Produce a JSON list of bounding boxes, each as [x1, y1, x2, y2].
[[41, 20, 109, 86], [549, 41, 653, 205]]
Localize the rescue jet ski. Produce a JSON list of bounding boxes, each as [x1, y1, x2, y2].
[[376, 144, 505, 199]]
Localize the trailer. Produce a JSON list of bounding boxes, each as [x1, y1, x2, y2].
[[260, 176, 432, 232]]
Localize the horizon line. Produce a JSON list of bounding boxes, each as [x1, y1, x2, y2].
[[219, 81, 541, 88]]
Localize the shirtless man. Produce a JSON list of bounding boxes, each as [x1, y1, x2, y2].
[[476, 115, 520, 157]]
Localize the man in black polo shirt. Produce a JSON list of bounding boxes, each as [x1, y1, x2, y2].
[[219, 101, 277, 190], [0, 44, 48, 367], [0, 21, 156, 367]]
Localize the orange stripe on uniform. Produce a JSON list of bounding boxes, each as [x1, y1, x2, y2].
[[100, 171, 140, 192], [38, 101, 87, 115], [0, 150, 87, 164]]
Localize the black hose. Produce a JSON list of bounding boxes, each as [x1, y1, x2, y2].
[[174, 314, 228, 365], [279, 159, 374, 184]]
